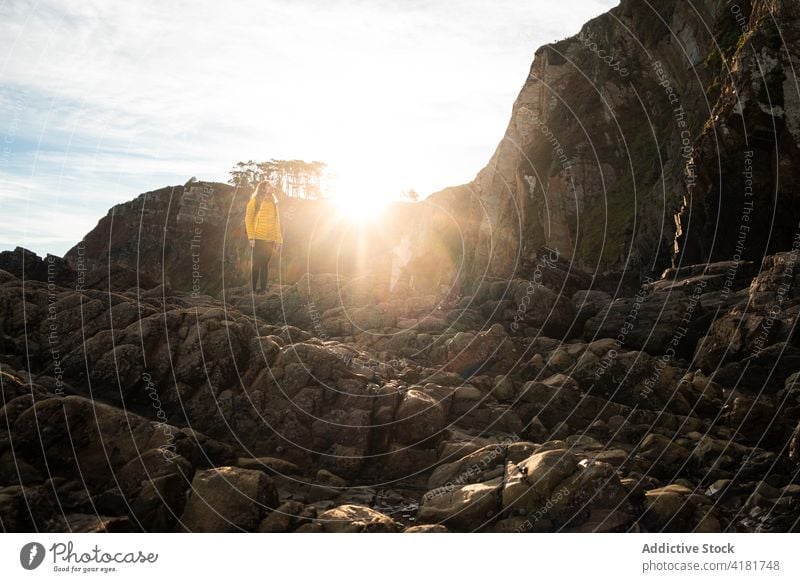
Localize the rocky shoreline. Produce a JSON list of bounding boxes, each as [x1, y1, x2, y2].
[[1, 247, 798, 532]]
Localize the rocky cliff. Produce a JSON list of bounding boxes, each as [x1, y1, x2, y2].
[[3, 0, 800, 535], [676, 0, 800, 265], [447, 0, 800, 281], [62, 180, 425, 296]]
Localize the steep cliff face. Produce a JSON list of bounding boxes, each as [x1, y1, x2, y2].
[[676, 0, 800, 265], [457, 0, 800, 280]]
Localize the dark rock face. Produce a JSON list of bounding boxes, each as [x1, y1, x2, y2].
[[0, 247, 74, 285], [178, 467, 278, 532], [694, 252, 800, 389], [676, 0, 800, 266], [425, 0, 800, 282], [63, 183, 245, 295]]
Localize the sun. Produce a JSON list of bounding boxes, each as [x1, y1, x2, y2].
[[332, 192, 389, 221], [328, 175, 391, 222]]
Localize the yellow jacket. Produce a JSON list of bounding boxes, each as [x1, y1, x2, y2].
[[245, 196, 283, 243]]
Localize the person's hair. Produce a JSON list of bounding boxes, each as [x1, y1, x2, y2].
[[252, 180, 278, 211]]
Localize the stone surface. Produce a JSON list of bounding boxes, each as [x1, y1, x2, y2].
[[316, 504, 401, 533], [3, 0, 800, 536], [417, 477, 502, 531], [179, 467, 278, 532]]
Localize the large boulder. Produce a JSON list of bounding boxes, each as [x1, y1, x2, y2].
[[417, 477, 503, 531], [441, 324, 518, 377], [546, 460, 635, 532], [502, 449, 579, 517], [316, 504, 400, 533], [392, 389, 446, 445], [2, 395, 182, 492], [272, 342, 359, 397], [639, 484, 722, 533], [501, 448, 637, 532], [510, 281, 576, 337], [583, 289, 710, 358], [179, 467, 278, 532], [130, 470, 194, 532], [428, 443, 508, 490], [692, 253, 800, 389]]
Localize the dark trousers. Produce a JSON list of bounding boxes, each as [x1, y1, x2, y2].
[[251, 240, 275, 291]]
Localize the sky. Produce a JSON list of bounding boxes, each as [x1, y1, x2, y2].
[[0, 0, 617, 257]]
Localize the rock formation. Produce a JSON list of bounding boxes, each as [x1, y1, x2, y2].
[[61, 181, 425, 296], [2, 0, 800, 534], [2, 242, 799, 532], [431, 0, 800, 281]]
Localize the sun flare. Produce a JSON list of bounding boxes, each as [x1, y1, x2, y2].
[[328, 175, 392, 222]]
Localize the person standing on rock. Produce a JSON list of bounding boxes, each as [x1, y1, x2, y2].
[[245, 180, 283, 293]]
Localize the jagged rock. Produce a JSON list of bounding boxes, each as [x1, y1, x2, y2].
[[0, 247, 74, 285], [392, 389, 446, 445], [417, 477, 502, 531], [130, 472, 192, 532], [692, 254, 800, 390], [404, 524, 449, 533], [428, 443, 509, 491], [179, 467, 278, 532], [502, 449, 579, 516], [117, 448, 194, 500], [549, 461, 635, 532], [516, 374, 629, 431], [634, 434, 691, 479], [258, 500, 309, 532], [321, 305, 396, 337], [491, 375, 516, 402], [507, 280, 576, 337], [677, 0, 800, 267], [2, 394, 185, 492], [573, 290, 613, 327], [234, 456, 300, 475], [316, 504, 400, 533], [432, 0, 800, 281], [640, 484, 723, 533], [500, 449, 635, 532], [377, 443, 437, 480], [583, 290, 709, 358], [441, 323, 518, 377], [272, 342, 358, 396]]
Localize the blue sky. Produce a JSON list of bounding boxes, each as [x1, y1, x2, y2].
[[0, 0, 617, 257]]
